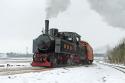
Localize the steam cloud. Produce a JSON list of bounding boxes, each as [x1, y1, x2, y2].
[[45, 0, 71, 19], [88, 0, 125, 28]]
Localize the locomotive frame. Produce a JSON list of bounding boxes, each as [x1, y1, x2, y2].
[[31, 20, 93, 67]]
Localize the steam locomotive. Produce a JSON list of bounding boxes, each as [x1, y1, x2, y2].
[[31, 20, 93, 67]]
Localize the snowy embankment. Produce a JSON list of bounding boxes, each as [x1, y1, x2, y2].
[[0, 61, 125, 83]]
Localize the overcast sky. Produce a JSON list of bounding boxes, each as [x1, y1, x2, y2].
[[0, 0, 125, 53]]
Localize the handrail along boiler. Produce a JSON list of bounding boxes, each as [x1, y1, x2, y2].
[[31, 20, 93, 67]]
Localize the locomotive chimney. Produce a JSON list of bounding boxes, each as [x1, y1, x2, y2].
[[45, 20, 49, 34]]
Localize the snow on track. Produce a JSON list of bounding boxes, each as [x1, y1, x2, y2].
[[97, 61, 125, 74], [0, 61, 125, 83], [0, 67, 51, 76]]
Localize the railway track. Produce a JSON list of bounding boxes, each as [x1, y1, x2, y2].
[[0, 63, 95, 76], [0, 59, 52, 76], [103, 63, 125, 73], [96, 60, 125, 74], [0, 66, 51, 76]]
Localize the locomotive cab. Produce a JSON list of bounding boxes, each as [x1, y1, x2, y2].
[[59, 32, 81, 43]]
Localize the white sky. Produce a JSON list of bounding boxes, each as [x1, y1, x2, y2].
[[0, 0, 125, 53]]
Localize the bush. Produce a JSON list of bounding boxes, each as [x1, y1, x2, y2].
[[107, 39, 125, 64]]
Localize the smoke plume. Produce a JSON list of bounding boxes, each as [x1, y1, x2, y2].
[[45, 0, 71, 19], [88, 0, 125, 28]]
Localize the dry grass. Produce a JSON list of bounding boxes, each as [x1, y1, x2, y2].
[[107, 39, 125, 65]]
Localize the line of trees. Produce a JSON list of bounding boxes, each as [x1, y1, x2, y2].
[[6, 52, 32, 58], [107, 39, 125, 64]]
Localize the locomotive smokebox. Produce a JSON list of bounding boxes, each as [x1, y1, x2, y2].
[[45, 20, 49, 34]]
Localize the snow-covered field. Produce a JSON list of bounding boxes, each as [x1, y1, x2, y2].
[[0, 61, 125, 83], [0, 57, 125, 83]]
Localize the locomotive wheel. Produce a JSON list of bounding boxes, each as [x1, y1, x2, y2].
[[83, 60, 89, 65], [67, 58, 73, 66], [84, 60, 93, 65], [51, 57, 57, 68], [89, 60, 93, 65]]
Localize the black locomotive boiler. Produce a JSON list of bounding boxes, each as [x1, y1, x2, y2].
[[31, 20, 93, 67]]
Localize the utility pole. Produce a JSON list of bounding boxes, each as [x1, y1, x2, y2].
[[26, 47, 28, 55]]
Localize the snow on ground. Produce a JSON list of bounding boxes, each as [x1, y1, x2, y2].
[[0, 58, 32, 68], [0, 63, 31, 68], [0, 61, 125, 83]]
